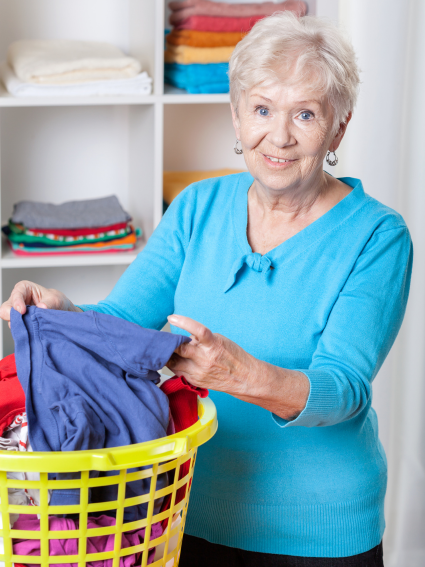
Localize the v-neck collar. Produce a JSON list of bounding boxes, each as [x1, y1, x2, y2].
[[224, 173, 368, 293]]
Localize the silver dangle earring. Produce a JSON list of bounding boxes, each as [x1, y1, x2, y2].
[[234, 139, 243, 155], [326, 150, 338, 166]]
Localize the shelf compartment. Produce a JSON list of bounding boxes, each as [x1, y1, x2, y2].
[[164, 103, 243, 171], [0, 104, 155, 257], [0, 0, 158, 106], [163, 84, 230, 104], [1, 236, 145, 268], [0, 88, 231, 106], [0, 85, 157, 107]]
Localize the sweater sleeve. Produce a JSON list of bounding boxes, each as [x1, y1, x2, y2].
[[77, 188, 194, 330], [272, 225, 413, 428]]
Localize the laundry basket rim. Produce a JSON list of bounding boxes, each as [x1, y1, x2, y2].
[[0, 397, 217, 473]]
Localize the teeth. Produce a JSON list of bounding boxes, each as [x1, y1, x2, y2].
[[266, 156, 289, 163]]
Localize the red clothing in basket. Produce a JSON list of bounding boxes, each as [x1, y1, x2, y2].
[[0, 353, 25, 436], [160, 376, 208, 528]]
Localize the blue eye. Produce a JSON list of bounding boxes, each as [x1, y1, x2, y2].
[[300, 111, 313, 120], [257, 107, 269, 116]]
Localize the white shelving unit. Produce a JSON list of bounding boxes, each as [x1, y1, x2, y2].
[[0, 0, 336, 356]]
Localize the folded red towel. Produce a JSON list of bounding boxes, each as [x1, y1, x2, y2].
[[174, 14, 265, 32]]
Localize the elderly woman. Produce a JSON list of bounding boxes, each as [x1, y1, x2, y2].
[[0, 13, 412, 567]]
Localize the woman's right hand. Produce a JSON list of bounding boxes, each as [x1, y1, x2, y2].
[[0, 280, 81, 322]]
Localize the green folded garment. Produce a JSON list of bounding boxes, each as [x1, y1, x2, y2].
[[5, 221, 131, 246]]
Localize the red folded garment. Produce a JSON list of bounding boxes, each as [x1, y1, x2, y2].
[[0, 354, 26, 437], [160, 376, 208, 529], [174, 14, 266, 32], [25, 222, 129, 237]]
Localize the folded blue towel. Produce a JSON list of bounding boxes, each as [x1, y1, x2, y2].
[[184, 82, 230, 94], [164, 62, 229, 93]]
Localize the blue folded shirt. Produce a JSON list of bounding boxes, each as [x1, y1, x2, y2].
[[11, 306, 190, 520]]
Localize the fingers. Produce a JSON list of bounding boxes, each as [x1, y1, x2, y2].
[[168, 315, 215, 346], [173, 341, 199, 359], [11, 280, 42, 314], [0, 280, 76, 323], [166, 353, 196, 378], [0, 300, 14, 322], [9, 284, 29, 315], [0, 280, 50, 322], [0, 280, 32, 321]]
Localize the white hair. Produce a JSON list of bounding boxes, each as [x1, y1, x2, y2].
[[229, 12, 360, 132]]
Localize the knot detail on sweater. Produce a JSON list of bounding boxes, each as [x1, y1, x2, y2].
[[224, 252, 273, 292]]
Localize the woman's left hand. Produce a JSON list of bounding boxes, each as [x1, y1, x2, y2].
[[166, 314, 256, 396]]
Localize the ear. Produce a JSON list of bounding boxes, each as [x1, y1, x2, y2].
[[329, 112, 352, 152], [231, 103, 241, 140]]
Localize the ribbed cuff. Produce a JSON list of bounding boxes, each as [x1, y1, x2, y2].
[[271, 369, 338, 428]]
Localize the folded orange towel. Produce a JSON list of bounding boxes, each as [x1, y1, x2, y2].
[[166, 29, 246, 48], [163, 169, 246, 204], [164, 43, 234, 64]]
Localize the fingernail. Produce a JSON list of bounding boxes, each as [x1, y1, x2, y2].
[[16, 305, 22, 314], [168, 315, 178, 323]]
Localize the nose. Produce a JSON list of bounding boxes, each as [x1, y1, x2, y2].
[[267, 114, 295, 148]]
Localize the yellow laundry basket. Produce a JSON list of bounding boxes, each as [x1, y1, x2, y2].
[[0, 397, 217, 567]]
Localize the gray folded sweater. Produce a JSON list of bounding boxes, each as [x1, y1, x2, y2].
[[11, 195, 131, 229]]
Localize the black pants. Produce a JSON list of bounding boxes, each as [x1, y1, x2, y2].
[[179, 534, 384, 567]]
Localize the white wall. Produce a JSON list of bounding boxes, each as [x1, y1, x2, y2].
[[0, 1, 131, 56], [336, 2, 425, 565]]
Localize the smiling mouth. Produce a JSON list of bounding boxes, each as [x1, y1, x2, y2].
[[263, 154, 296, 163]]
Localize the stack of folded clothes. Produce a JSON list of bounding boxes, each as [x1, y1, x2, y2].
[[164, 0, 307, 93], [2, 195, 140, 256], [1, 40, 152, 97]]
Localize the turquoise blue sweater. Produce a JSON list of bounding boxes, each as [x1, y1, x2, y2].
[[80, 173, 413, 557]]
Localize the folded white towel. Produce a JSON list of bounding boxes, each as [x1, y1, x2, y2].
[[1, 62, 152, 97], [7, 40, 142, 84]]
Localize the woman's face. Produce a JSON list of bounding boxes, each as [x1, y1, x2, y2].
[[231, 77, 348, 194]]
